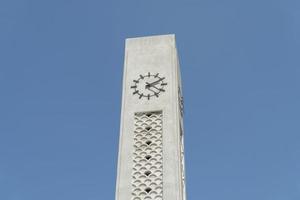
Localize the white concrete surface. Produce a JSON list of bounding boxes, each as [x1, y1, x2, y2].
[[115, 34, 186, 200]]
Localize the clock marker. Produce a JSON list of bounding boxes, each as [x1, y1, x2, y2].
[[147, 94, 150, 100], [154, 73, 159, 78], [161, 83, 167, 86], [133, 90, 138, 95], [131, 85, 137, 89], [139, 94, 143, 99], [133, 80, 139, 83], [139, 75, 144, 79]]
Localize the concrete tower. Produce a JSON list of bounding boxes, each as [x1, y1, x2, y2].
[[115, 35, 186, 200]]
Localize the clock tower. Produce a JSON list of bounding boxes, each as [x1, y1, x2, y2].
[[115, 34, 186, 200]]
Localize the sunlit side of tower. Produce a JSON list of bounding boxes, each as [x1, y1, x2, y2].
[[115, 34, 186, 200]]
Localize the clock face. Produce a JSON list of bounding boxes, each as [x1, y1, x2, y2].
[[130, 72, 167, 100]]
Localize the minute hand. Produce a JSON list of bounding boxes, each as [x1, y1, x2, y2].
[[146, 78, 165, 87]]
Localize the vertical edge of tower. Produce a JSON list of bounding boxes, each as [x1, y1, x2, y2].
[[115, 38, 127, 200], [175, 38, 187, 200]]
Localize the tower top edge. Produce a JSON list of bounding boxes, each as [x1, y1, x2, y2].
[[126, 34, 175, 41], [125, 34, 176, 49]]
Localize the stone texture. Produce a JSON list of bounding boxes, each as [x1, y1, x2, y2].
[[115, 34, 186, 200]]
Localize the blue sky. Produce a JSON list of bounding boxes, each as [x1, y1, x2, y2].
[[1, 0, 300, 199]]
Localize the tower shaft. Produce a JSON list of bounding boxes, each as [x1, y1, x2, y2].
[[115, 35, 186, 200]]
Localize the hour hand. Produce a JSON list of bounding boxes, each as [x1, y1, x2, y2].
[[146, 86, 159, 97]]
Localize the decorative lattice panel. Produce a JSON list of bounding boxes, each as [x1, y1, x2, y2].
[[132, 111, 163, 200]]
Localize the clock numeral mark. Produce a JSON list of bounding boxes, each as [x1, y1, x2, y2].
[[154, 73, 159, 78], [159, 88, 165, 92], [131, 85, 137, 89], [148, 72, 151, 77], [139, 94, 143, 99], [133, 90, 139, 95], [161, 83, 167, 86], [139, 75, 144, 79], [147, 94, 150, 100], [154, 93, 159, 97], [133, 80, 139, 83]]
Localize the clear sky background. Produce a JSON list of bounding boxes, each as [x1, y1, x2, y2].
[[1, 0, 300, 199]]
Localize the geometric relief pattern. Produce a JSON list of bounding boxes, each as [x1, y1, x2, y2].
[[132, 111, 163, 200]]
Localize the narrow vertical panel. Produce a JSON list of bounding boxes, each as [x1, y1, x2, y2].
[[132, 111, 163, 200]]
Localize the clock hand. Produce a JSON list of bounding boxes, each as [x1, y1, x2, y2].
[[149, 78, 163, 86], [145, 82, 159, 88], [146, 87, 159, 96], [151, 85, 165, 93], [145, 82, 159, 90], [145, 82, 151, 88], [146, 83, 163, 92], [151, 85, 160, 90], [146, 78, 165, 88]]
